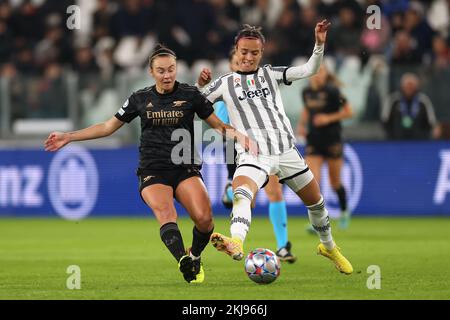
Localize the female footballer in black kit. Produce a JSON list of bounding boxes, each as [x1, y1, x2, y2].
[[44, 45, 254, 284], [297, 65, 353, 230]]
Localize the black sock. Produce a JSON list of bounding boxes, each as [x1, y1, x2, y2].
[[160, 222, 186, 262], [225, 141, 236, 180], [191, 226, 214, 258], [334, 185, 347, 211], [227, 163, 236, 180]]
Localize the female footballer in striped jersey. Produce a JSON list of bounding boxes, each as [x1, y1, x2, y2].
[[208, 48, 297, 263], [204, 21, 353, 274]]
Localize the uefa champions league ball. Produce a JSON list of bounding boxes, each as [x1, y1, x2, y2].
[[244, 248, 281, 284]]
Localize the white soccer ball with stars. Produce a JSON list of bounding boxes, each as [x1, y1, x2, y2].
[[244, 248, 280, 284]]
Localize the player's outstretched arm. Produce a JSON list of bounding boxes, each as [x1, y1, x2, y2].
[[44, 116, 124, 152], [204, 113, 258, 156], [285, 19, 331, 82]]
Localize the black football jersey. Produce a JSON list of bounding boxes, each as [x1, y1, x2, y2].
[[302, 84, 347, 145], [115, 81, 214, 170]]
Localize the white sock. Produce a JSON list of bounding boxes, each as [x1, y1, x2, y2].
[[189, 251, 200, 260], [307, 196, 335, 250], [230, 186, 253, 242]]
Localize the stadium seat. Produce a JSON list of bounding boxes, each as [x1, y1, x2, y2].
[[114, 35, 156, 73], [214, 58, 231, 78], [176, 60, 192, 84], [337, 56, 373, 124], [81, 89, 119, 127]]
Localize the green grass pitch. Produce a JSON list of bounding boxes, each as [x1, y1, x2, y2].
[[1, 216, 449, 300]]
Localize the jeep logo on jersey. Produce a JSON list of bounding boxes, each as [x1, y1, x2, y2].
[[237, 88, 270, 101]]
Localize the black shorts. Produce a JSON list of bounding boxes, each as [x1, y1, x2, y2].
[[137, 167, 203, 196], [305, 142, 343, 159]]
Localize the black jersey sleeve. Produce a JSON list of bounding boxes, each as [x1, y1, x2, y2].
[[301, 89, 308, 106], [330, 86, 347, 110], [115, 94, 139, 123], [193, 89, 215, 119]]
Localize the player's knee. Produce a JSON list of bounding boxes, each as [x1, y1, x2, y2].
[[266, 189, 283, 202], [233, 185, 254, 204], [151, 202, 176, 221], [190, 201, 213, 229], [195, 214, 213, 232], [306, 195, 325, 213]]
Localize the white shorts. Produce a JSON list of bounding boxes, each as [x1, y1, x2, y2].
[[234, 147, 314, 193]]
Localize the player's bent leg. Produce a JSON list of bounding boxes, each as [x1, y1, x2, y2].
[[211, 175, 259, 261], [175, 176, 214, 233], [280, 169, 353, 274], [175, 176, 215, 283], [295, 179, 335, 249], [291, 178, 353, 274], [142, 185, 185, 262], [304, 155, 323, 183], [305, 154, 325, 235], [230, 175, 258, 242], [304, 155, 324, 234], [142, 185, 195, 281], [141, 184, 178, 226]]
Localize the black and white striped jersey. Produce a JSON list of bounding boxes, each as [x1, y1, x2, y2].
[[203, 44, 324, 155]]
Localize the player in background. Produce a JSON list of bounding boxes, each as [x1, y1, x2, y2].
[[207, 49, 297, 263], [298, 65, 353, 231], [203, 21, 353, 274], [44, 44, 255, 283]]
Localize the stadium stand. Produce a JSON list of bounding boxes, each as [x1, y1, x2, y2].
[[0, 0, 450, 141]]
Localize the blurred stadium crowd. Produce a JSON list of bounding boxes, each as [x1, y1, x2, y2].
[[0, 0, 450, 141]]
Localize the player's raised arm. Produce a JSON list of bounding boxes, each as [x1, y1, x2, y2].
[[195, 68, 212, 89], [284, 19, 331, 82], [44, 116, 124, 152]]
